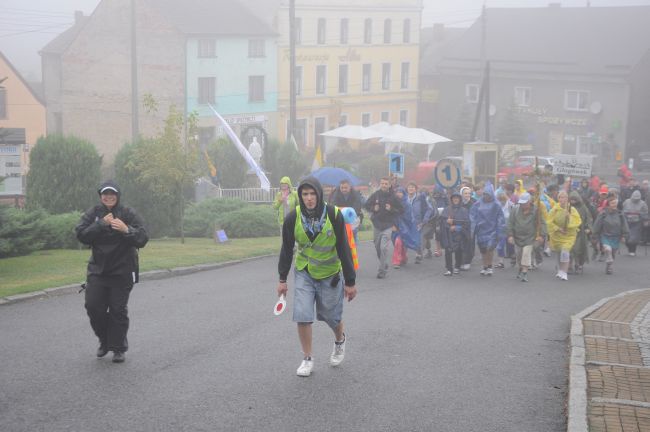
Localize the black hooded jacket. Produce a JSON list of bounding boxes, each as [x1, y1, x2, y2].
[[278, 177, 356, 286], [75, 180, 149, 283]]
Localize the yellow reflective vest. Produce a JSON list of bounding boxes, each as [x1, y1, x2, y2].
[[294, 206, 342, 279]]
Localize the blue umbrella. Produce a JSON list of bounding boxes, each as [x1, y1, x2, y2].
[[308, 167, 362, 186]]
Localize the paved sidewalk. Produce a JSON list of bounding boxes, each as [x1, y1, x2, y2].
[[570, 289, 650, 432]]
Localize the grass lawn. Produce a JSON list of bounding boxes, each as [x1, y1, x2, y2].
[[0, 231, 372, 299], [0, 237, 282, 298]]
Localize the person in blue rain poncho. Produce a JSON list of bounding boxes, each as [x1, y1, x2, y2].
[[470, 182, 506, 276], [440, 192, 470, 276], [391, 187, 422, 269]]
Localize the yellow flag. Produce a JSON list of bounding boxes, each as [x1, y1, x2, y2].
[[311, 144, 323, 171]]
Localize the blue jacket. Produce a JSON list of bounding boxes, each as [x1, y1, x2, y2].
[[392, 188, 421, 251], [409, 192, 436, 226], [440, 202, 470, 251], [470, 182, 506, 249]]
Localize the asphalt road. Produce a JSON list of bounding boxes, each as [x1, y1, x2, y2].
[[2, 241, 649, 432]]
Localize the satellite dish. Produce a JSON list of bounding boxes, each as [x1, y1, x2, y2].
[[489, 104, 497, 116], [590, 101, 602, 114]]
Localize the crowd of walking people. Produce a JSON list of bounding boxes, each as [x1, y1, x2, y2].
[[276, 168, 650, 284]]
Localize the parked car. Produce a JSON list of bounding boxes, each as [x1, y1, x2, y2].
[[498, 156, 554, 181], [636, 152, 650, 172]]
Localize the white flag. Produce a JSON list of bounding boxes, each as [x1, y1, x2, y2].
[[208, 104, 270, 191]]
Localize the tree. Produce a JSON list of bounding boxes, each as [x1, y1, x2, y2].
[[26, 135, 102, 213], [130, 103, 201, 242], [207, 137, 248, 188], [114, 141, 178, 237], [495, 101, 529, 144]]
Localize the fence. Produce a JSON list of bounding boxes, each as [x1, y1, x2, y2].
[[215, 187, 280, 203]]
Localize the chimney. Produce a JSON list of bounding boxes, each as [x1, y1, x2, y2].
[[74, 10, 84, 24], [433, 23, 445, 42]]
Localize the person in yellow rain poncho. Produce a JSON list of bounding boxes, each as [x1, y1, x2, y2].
[[273, 176, 299, 228], [514, 179, 526, 198], [547, 190, 582, 281]]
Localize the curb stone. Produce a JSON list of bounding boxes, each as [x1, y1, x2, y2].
[[567, 288, 650, 432], [0, 253, 274, 306]]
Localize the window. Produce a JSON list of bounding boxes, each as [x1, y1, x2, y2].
[[248, 40, 265, 58], [198, 39, 216, 58], [565, 90, 589, 111], [362, 64, 371, 92], [314, 117, 326, 147], [364, 18, 372, 44], [198, 77, 216, 104], [338, 64, 348, 94], [340, 18, 349, 44], [316, 65, 327, 95], [361, 113, 371, 127], [466, 84, 479, 103], [317, 18, 326, 44], [384, 19, 391, 43], [198, 127, 215, 147], [381, 111, 390, 122], [400, 62, 409, 89], [403, 19, 411, 43], [577, 136, 593, 155], [382, 63, 391, 90], [295, 17, 302, 45], [399, 109, 408, 126], [514, 87, 531, 107], [339, 114, 348, 127], [295, 66, 303, 96], [0, 88, 6, 119], [249, 76, 264, 102]]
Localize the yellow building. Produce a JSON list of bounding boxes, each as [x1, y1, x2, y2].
[[277, 0, 422, 148], [0, 51, 46, 202]]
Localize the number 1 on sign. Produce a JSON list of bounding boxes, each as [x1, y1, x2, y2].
[[442, 164, 452, 181]]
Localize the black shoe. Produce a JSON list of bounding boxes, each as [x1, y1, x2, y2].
[[96, 345, 108, 358], [112, 351, 125, 363]]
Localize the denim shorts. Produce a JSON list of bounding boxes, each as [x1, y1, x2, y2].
[[293, 269, 344, 330]]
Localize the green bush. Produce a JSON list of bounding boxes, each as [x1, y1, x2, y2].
[[0, 206, 47, 258], [41, 212, 82, 249], [219, 205, 278, 238], [183, 198, 249, 237], [26, 134, 102, 213]]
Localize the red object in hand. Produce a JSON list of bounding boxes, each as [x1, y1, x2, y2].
[[274, 295, 286, 316]]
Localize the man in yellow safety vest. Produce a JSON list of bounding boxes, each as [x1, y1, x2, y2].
[[277, 177, 357, 377]]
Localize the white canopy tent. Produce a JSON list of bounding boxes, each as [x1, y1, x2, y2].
[[320, 123, 451, 159]]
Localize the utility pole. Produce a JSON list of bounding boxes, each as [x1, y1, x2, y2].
[[131, 0, 139, 142], [289, 0, 297, 146]]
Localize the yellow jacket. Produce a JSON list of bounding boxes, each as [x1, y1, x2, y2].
[[548, 203, 582, 251]]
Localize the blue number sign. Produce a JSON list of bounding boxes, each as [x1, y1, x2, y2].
[[388, 152, 404, 178]]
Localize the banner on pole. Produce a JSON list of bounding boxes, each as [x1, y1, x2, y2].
[[208, 104, 271, 191], [552, 154, 593, 177]]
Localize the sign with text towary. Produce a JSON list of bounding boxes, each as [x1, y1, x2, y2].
[[552, 154, 593, 177]]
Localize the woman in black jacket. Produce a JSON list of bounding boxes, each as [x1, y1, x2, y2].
[[75, 181, 148, 363]]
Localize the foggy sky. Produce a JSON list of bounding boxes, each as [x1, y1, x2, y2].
[[2, 0, 650, 81]]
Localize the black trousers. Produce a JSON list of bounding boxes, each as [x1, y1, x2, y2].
[[85, 275, 133, 352], [445, 249, 462, 272]]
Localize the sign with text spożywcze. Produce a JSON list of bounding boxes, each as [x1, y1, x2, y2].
[[215, 229, 229, 243], [552, 154, 593, 177]]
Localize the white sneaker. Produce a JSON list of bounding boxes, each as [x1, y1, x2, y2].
[[479, 268, 487, 275], [461, 264, 470, 271], [329, 335, 346, 366], [296, 358, 314, 377], [559, 271, 568, 281], [629, 252, 636, 257], [486, 267, 493, 276]]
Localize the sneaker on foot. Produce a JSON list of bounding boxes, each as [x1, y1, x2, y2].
[[479, 268, 487, 276], [96, 345, 108, 358], [495, 262, 505, 269], [443, 270, 452, 276], [453, 268, 460, 274], [461, 264, 470, 271], [521, 272, 528, 282], [425, 250, 433, 259], [393, 265, 401, 269], [486, 267, 493, 276], [330, 335, 346, 367], [415, 255, 422, 264], [629, 252, 636, 257], [112, 351, 125, 363], [297, 357, 314, 376], [376, 271, 386, 279]]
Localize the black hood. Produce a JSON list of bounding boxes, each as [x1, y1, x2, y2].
[[297, 176, 325, 218], [97, 180, 121, 206]]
